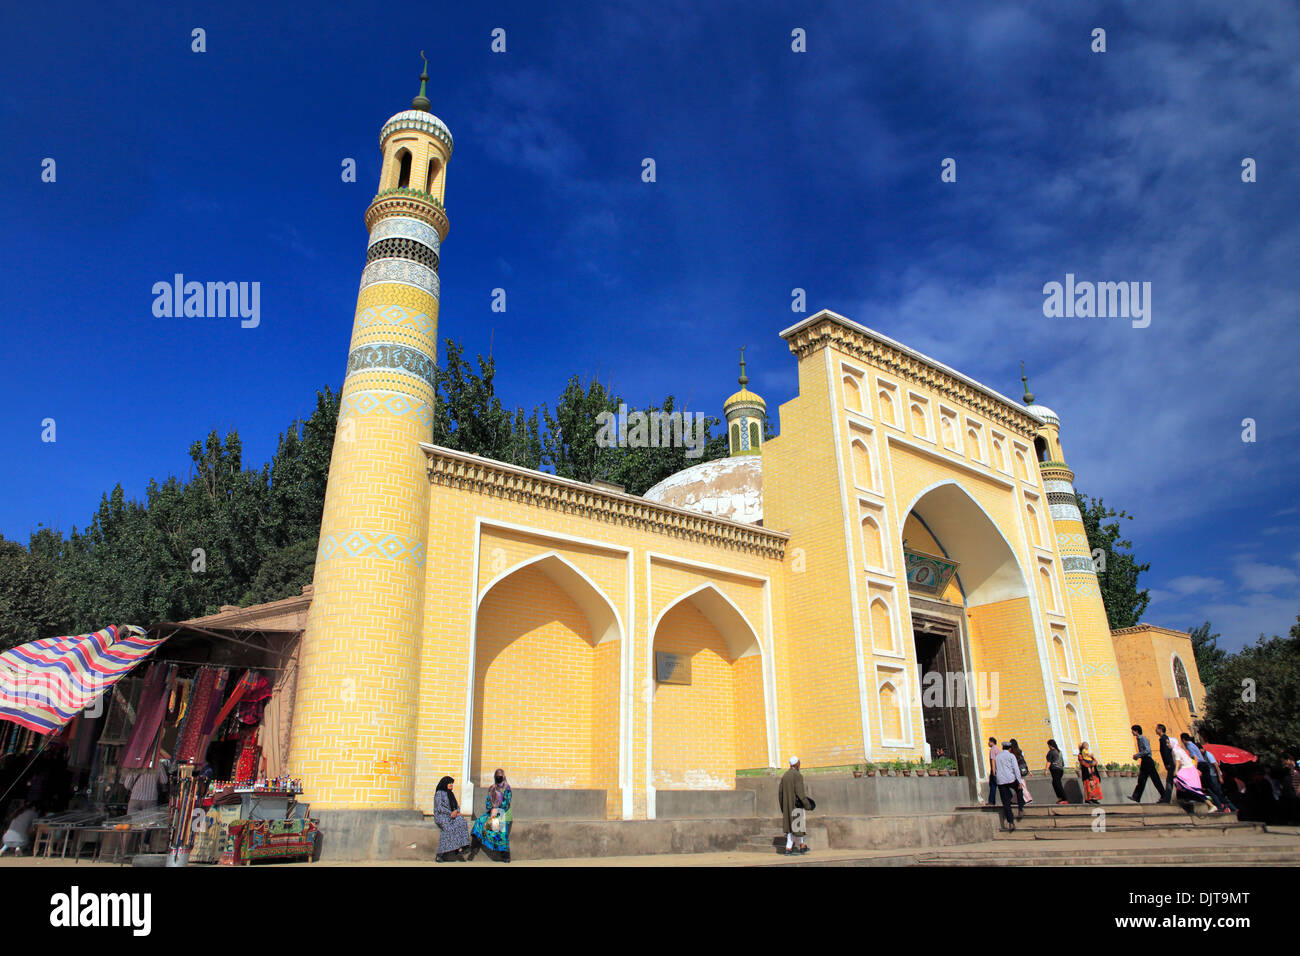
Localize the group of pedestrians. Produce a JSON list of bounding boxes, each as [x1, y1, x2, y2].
[[1129, 724, 1229, 811], [985, 735, 1119, 828], [430, 768, 514, 863]]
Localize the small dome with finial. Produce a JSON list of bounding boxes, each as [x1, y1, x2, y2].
[[1020, 362, 1059, 426], [724, 346, 766, 413]]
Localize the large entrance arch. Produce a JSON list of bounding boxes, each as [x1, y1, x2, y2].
[[648, 585, 768, 801], [470, 553, 622, 798], [901, 482, 1055, 780]]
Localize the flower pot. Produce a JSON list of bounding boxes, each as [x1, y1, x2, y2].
[[852, 771, 863, 778], [928, 770, 939, 777]]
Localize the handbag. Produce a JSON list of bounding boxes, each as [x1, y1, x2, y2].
[[487, 814, 503, 832]]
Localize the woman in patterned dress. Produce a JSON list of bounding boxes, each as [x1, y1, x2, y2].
[[432, 776, 470, 862], [468, 768, 513, 863], [1077, 743, 1104, 804]]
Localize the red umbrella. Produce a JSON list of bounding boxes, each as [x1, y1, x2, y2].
[[1203, 744, 1256, 764]]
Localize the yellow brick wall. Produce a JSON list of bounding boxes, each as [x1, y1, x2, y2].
[[733, 655, 768, 770], [1113, 626, 1206, 744], [651, 602, 736, 789], [473, 564, 608, 789]]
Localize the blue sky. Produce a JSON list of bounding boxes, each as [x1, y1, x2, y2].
[[2, 0, 1297, 651]]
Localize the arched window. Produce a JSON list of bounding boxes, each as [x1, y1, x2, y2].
[[941, 416, 956, 449], [879, 681, 903, 741], [1035, 436, 1049, 462], [749, 421, 760, 449], [870, 598, 893, 653], [1039, 566, 1056, 612], [910, 403, 925, 437], [426, 158, 440, 193], [852, 440, 872, 489], [1173, 656, 1195, 712], [1053, 634, 1069, 678], [843, 376, 862, 412], [967, 428, 981, 460], [397, 149, 413, 188], [878, 390, 895, 425], [1026, 503, 1041, 547], [861, 516, 883, 570], [1015, 450, 1029, 480]]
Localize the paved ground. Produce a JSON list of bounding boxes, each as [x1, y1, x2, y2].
[[2, 828, 1295, 867]]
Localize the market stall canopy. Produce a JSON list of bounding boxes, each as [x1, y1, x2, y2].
[[0, 624, 167, 735], [1203, 744, 1256, 764]]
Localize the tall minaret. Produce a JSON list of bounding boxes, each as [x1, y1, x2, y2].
[[289, 58, 452, 809], [1023, 367, 1132, 763]]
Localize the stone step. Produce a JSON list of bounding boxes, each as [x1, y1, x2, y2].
[[923, 852, 1298, 866], [994, 824, 1263, 840], [735, 827, 830, 853]]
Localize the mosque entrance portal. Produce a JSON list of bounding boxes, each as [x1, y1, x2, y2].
[[911, 609, 976, 779]]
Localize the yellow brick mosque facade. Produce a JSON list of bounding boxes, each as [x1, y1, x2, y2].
[[288, 77, 1166, 820]]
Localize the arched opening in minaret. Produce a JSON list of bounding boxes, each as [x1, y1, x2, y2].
[[426, 157, 441, 194], [1035, 436, 1049, 462], [901, 482, 1048, 785], [397, 149, 413, 188], [748, 421, 760, 450], [729, 423, 740, 454]]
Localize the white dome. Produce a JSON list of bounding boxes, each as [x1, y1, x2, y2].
[[643, 456, 763, 525], [1026, 404, 1060, 427], [380, 110, 454, 153]]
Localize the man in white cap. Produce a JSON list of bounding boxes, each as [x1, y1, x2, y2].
[[778, 756, 812, 855]]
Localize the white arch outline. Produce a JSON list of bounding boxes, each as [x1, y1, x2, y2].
[[1170, 652, 1196, 713], [463, 548, 626, 803], [645, 582, 771, 812], [898, 477, 1063, 781]]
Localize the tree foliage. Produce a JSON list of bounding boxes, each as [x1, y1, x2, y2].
[[1188, 620, 1228, 690], [1076, 491, 1150, 629], [1200, 615, 1300, 761]]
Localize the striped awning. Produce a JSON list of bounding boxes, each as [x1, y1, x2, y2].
[[0, 625, 167, 735]]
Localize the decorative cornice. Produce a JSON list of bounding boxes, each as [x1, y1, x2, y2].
[[420, 443, 789, 559], [366, 189, 450, 241], [782, 312, 1041, 439], [1040, 463, 1075, 484]]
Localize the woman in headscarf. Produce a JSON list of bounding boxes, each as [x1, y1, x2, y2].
[[432, 776, 471, 862], [469, 768, 513, 862], [1169, 740, 1218, 811], [1078, 742, 1103, 804]]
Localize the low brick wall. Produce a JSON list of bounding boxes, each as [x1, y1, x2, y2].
[[737, 773, 976, 816]]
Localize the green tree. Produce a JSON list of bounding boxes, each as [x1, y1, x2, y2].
[[605, 395, 728, 495], [541, 375, 621, 483], [1076, 491, 1150, 629], [1200, 615, 1300, 761], [433, 340, 541, 468], [1188, 621, 1227, 690], [0, 534, 71, 648]]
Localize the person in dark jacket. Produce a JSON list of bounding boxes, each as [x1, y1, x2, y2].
[[778, 756, 812, 855], [1156, 725, 1177, 803], [1129, 724, 1166, 803], [1045, 739, 1068, 804]]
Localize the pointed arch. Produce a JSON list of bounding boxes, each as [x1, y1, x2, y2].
[[478, 550, 623, 646]]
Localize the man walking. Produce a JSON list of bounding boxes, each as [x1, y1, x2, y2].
[[1156, 725, 1177, 803], [1183, 733, 1225, 811], [986, 737, 1001, 806], [1128, 724, 1166, 803], [778, 756, 811, 856], [993, 741, 1024, 831]]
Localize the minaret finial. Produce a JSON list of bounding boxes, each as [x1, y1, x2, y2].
[[1020, 361, 1035, 404], [738, 346, 748, 387], [412, 51, 431, 112]]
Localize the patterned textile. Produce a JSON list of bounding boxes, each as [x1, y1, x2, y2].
[[233, 728, 261, 784], [0, 625, 167, 734], [433, 789, 470, 854], [470, 787, 513, 853], [259, 644, 298, 779], [122, 664, 176, 768], [223, 818, 318, 865], [237, 674, 272, 725], [175, 668, 220, 762]]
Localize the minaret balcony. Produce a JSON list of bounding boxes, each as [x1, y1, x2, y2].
[[1039, 462, 1075, 484], [365, 187, 450, 240]]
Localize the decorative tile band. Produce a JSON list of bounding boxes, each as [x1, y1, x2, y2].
[[1062, 554, 1097, 575], [319, 529, 426, 566], [1049, 502, 1083, 523], [366, 238, 439, 272], [380, 109, 454, 154], [339, 389, 434, 427], [1067, 576, 1099, 601], [360, 259, 439, 298], [345, 342, 438, 389], [368, 216, 441, 254], [356, 303, 434, 334], [1043, 479, 1077, 496], [1055, 531, 1090, 552]]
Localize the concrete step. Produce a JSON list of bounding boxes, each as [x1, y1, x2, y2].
[[994, 823, 1264, 840], [923, 851, 1299, 866], [735, 826, 830, 853]]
